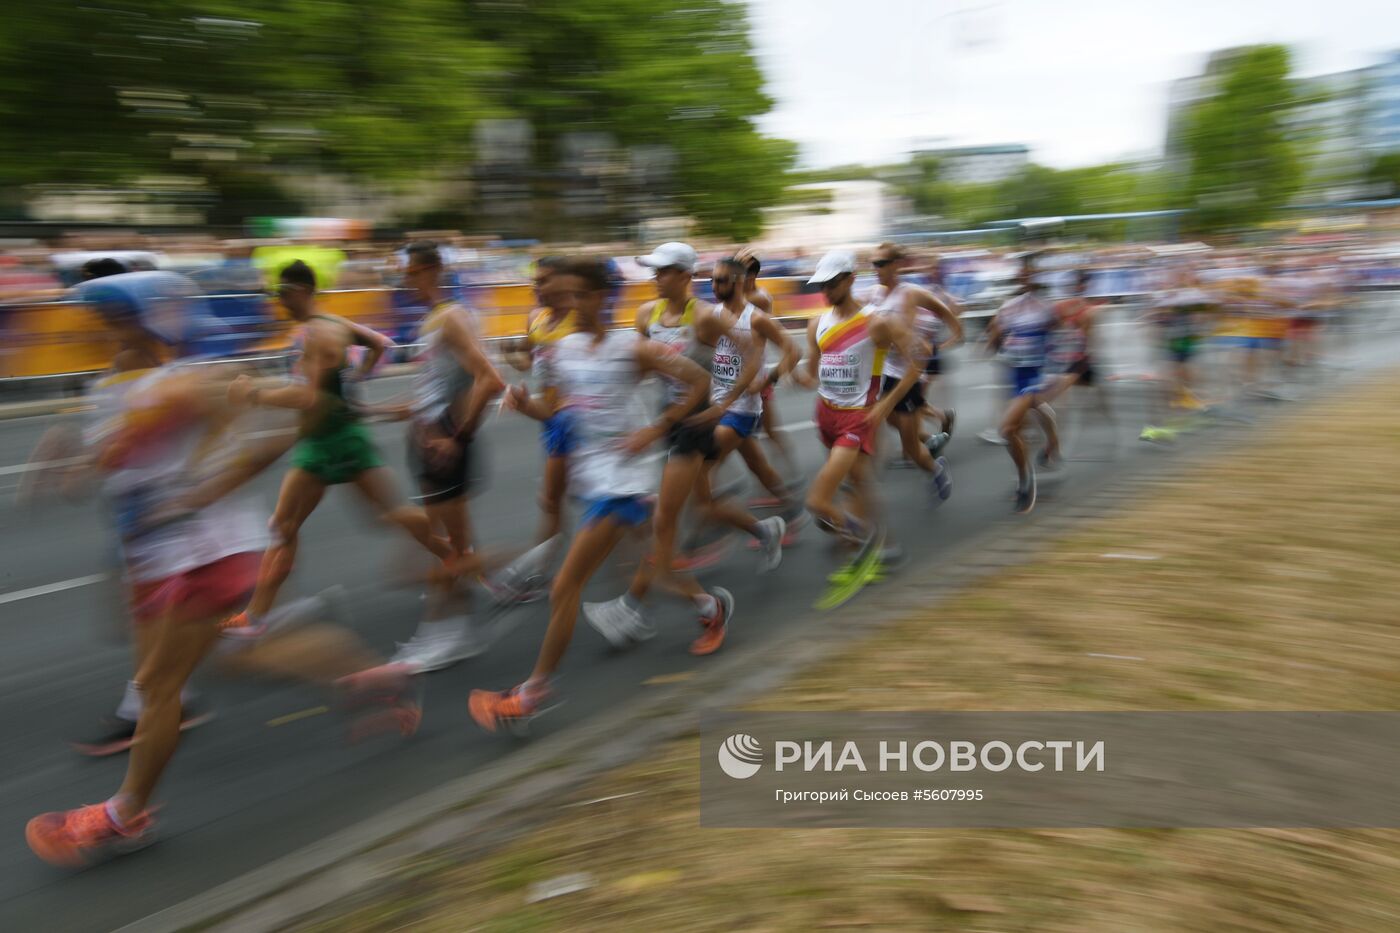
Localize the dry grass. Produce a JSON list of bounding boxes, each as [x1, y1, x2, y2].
[[295, 377, 1400, 933]]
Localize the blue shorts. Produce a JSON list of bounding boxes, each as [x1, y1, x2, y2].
[[580, 495, 653, 529], [717, 410, 762, 439], [1215, 336, 1281, 351], [1011, 366, 1048, 398], [540, 410, 577, 459]]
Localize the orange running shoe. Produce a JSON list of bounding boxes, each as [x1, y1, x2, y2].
[[335, 663, 422, 742], [689, 587, 734, 656], [468, 681, 551, 733], [27, 801, 155, 867]]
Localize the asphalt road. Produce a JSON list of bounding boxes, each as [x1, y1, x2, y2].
[[0, 300, 1396, 932]]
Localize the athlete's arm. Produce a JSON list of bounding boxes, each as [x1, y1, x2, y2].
[[440, 309, 506, 440], [910, 284, 964, 349], [792, 318, 820, 389], [867, 315, 922, 426], [233, 323, 329, 411], [626, 339, 709, 454], [506, 309, 542, 373], [753, 311, 798, 387], [344, 319, 394, 380], [503, 382, 553, 423], [750, 288, 774, 314], [634, 300, 657, 337]]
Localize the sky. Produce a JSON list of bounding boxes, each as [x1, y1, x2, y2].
[[745, 0, 1400, 169]]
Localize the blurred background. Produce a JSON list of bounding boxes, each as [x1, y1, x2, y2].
[[3, 0, 1400, 391], [6, 4, 1400, 930]]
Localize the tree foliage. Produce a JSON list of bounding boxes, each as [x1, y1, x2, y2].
[[1179, 45, 1303, 232], [0, 0, 794, 238]]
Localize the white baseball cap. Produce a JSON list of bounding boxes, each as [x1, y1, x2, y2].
[[636, 242, 697, 273], [807, 249, 857, 285]]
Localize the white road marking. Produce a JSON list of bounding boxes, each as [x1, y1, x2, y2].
[[0, 456, 84, 476], [0, 573, 108, 607], [1086, 653, 1146, 661], [1100, 552, 1161, 561]]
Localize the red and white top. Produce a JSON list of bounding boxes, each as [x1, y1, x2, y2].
[[815, 305, 883, 410]]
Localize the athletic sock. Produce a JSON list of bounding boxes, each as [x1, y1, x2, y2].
[[116, 681, 142, 721]]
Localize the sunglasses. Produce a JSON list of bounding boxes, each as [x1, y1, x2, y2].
[[818, 274, 850, 290]]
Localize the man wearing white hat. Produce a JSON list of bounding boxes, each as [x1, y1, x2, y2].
[[793, 250, 923, 559]]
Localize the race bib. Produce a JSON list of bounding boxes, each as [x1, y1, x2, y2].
[[819, 351, 861, 393], [712, 350, 742, 386]]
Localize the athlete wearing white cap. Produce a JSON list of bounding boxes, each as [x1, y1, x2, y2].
[[794, 250, 923, 554]]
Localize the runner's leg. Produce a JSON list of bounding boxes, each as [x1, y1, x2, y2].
[[246, 469, 325, 618]]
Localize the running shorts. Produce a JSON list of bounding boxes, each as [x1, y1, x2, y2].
[[717, 410, 762, 438], [815, 398, 876, 456], [408, 415, 475, 505], [291, 421, 382, 485], [1168, 335, 1198, 363], [540, 409, 578, 459], [880, 375, 926, 415], [129, 551, 261, 624], [580, 495, 653, 529], [1065, 357, 1096, 387], [666, 406, 720, 461], [1011, 366, 1049, 398]]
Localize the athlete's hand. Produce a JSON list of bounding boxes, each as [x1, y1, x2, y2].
[[504, 383, 531, 413], [683, 405, 724, 428], [862, 403, 892, 427], [792, 368, 816, 390], [424, 436, 460, 468], [228, 374, 257, 408], [621, 424, 663, 456]]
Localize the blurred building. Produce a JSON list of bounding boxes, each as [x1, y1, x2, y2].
[[914, 144, 1030, 186], [1363, 51, 1400, 154], [757, 180, 891, 250], [1166, 48, 1400, 202]]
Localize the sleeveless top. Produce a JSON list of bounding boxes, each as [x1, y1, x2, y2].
[[815, 305, 883, 409], [1050, 298, 1094, 365], [710, 303, 762, 416], [552, 330, 654, 500], [995, 292, 1055, 370], [412, 300, 477, 426], [294, 314, 363, 438], [645, 297, 712, 406], [526, 307, 576, 393], [870, 282, 941, 380], [98, 364, 268, 583]]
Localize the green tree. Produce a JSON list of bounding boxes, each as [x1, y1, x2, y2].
[[464, 0, 795, 240], [1180, 45, 1303, 232], [1364, 152, 1400, 199]]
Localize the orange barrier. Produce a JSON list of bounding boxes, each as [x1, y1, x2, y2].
[[2, 277, 826, 379]]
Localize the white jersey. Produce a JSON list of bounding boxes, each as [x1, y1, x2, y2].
[[553, 330, 655, 500], [869, 282, 941, 380], [99, 365, 267, 583], [710, 303, 762, 416], [643, 297, 711, 406], [815, 305, 883, 409], [412, 300, 476, 426]]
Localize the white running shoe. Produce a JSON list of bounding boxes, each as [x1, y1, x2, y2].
[[389, 617, 483, 673], [583, 597, 655, 649], [978, 427, 1008, 446], [756, 515, 786, 574]]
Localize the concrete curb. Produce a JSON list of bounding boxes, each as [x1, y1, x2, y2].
[[115, 369, 1372, 933]]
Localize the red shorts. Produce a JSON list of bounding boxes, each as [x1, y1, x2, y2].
[[816, 399, 876, 456], [761, 384, 774, 402], [129, 551, 261, 624]]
